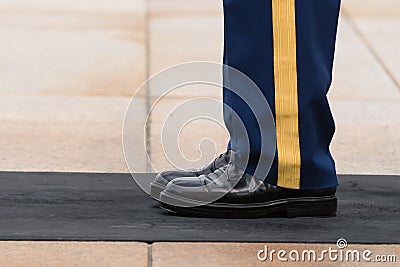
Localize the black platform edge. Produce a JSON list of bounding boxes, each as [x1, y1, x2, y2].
[[0, 172, 399, 244]]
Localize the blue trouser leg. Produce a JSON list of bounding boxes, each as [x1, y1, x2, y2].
[[223, 0, 341, 189]]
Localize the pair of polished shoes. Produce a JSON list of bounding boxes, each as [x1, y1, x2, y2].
[[150, 151, 337, 218]]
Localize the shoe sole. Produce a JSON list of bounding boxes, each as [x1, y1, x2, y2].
[[159, 191, 337, 218], [150, 182, 166, 199]]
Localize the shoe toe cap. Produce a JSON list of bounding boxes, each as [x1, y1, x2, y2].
[[167, 177, 205, 189], [155, 169, 198, 186]]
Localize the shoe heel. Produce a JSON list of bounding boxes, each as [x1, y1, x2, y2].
[[286, 197, 337, 218]]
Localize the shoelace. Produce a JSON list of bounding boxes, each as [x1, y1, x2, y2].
[[210, 150, 230, 172], [204, 162, 247, 185], [202, 165, 229, 185]]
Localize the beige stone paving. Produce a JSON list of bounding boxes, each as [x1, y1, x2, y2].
[[0, 0, 398, 175], [0, 0, 146, 97], [343, 0, 400, 18], [152, 243, 399, 267], [342, 0, 400, 88], [0, 242, 398, 267], [148, 0, 223, 98], [330, 100, 400, 175], [329, 0, 400, 175], [348, 19, 400, 89], [0, 95, 145, 173], [0, 241, 148, 267], [0, 0, 147, 173], [146, 2, 400, 174], [147, 0, 224, 170], [329, 17, 400, 100], [332, 124, 400, 175], [148, 94, 229, 171]]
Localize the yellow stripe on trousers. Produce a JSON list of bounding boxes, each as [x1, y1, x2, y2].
[[272, 0, 301, 189]]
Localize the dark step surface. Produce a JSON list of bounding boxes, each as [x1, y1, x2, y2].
[[0, 172, 399, 244]]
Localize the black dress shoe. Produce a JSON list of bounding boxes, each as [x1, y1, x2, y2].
[[159, 163, 337, 218], [150, 150, 231, 199]]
